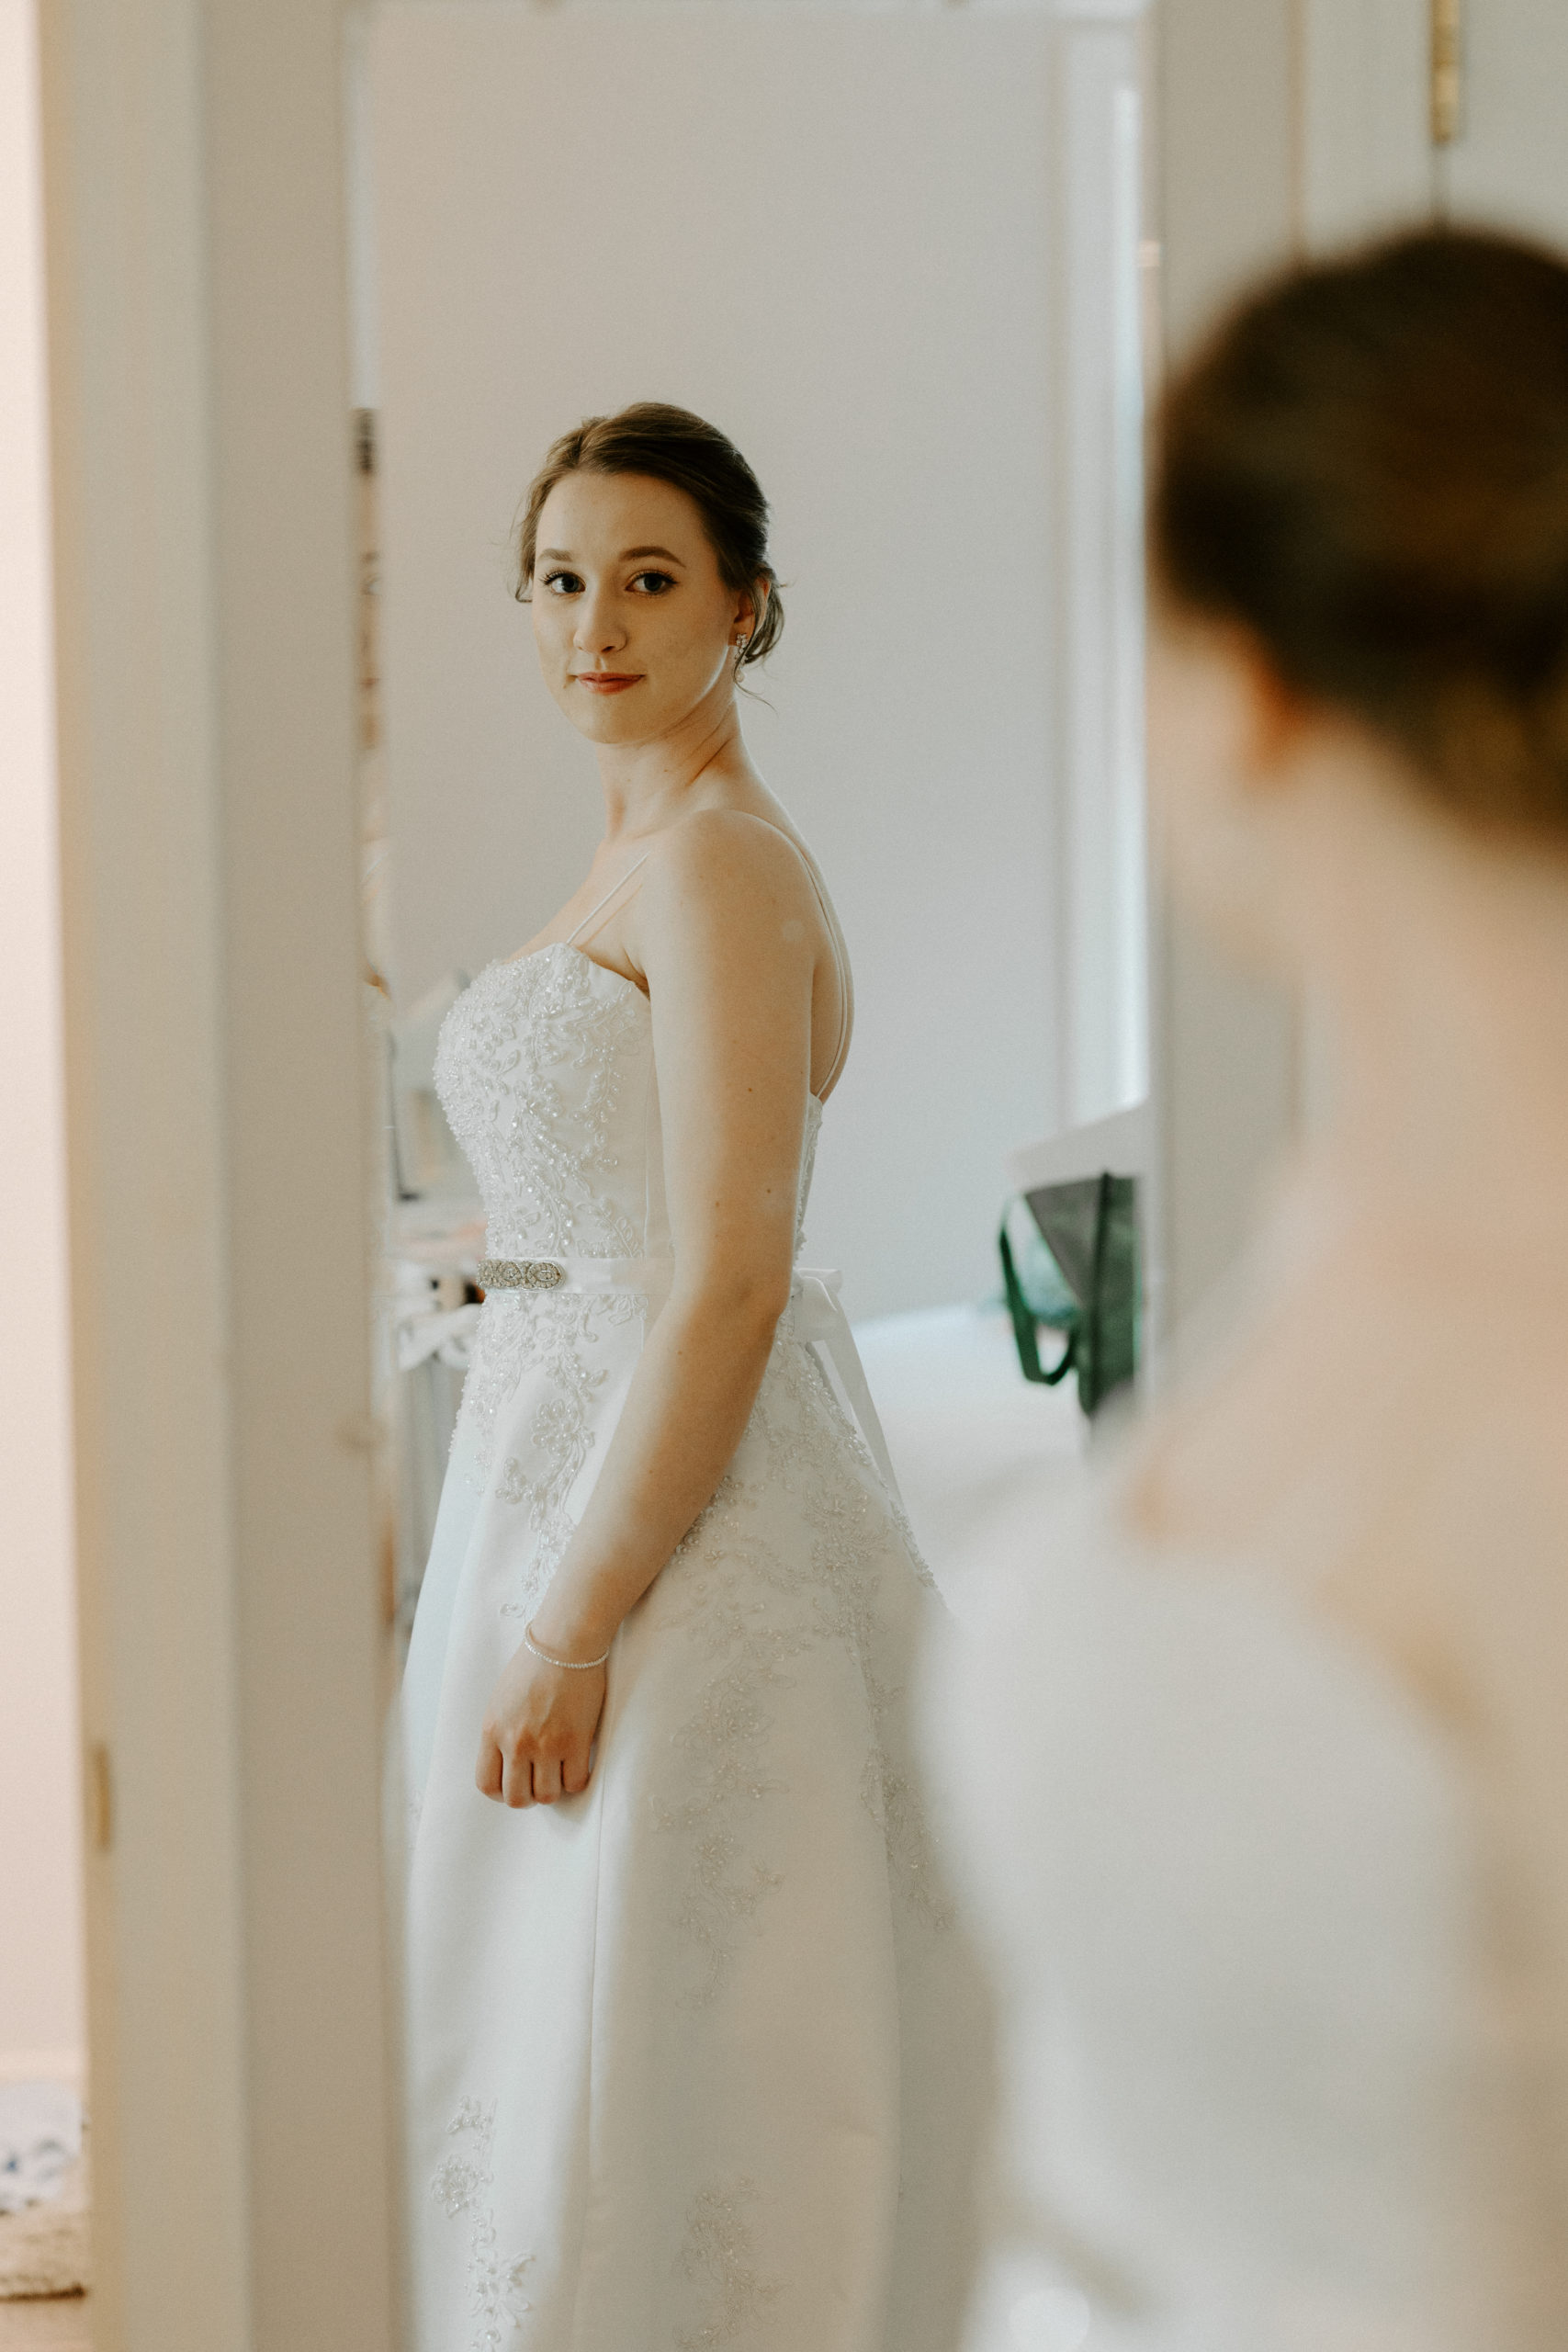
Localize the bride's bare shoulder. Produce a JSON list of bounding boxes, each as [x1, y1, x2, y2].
[[1125, 1240, 1568, 1725], [639, 805, 820, 927]]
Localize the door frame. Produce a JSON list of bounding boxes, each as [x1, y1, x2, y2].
[[39, 1, 401, 2342]]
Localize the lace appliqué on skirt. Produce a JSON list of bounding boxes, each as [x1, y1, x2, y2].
[[675, 2178, 783, 2350], [464, 1286, 647, 1626], [431, 2099, 536, 2351], [651, 1319, 954, 2006], [457, 1287, 643, 1480]]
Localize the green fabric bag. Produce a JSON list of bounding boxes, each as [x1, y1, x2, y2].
[[998, 1172, 1141, 1418]]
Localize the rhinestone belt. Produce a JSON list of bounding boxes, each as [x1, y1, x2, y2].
[[477, 1258, 565, 1291], [468, 1255, 905, 1508]]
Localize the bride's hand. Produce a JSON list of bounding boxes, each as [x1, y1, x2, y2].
[[476, 1643, 607, 1808]]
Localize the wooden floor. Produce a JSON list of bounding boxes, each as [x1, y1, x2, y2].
[[0, 2301, 91, 2351]]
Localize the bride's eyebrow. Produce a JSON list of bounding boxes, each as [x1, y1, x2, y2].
[[536, 546, 686, 565]]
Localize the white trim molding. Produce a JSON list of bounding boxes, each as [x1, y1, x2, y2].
[[0, 2048, 87, 2093], [1008, 1099, 1152, 1193], [38, 1, 401, 2344]]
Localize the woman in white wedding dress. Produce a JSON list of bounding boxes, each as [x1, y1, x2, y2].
[[946, 229, 1568, 2351], [401, 404, 981, 2352]]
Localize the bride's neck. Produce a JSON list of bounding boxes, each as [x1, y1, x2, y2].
[[1298, 767, 1568, 1249], [1134, 769, 1568, 1562], [595, 698, 756, 840]]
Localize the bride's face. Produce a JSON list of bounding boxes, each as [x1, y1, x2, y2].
[[529, 471, 750, 746]]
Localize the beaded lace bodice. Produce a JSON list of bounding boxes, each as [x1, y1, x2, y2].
[[434, 943, 823, 1262]]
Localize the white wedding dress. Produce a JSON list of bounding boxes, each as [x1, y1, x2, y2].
[[942, 1260, 1568, 2352], [400, 911, 984, 2352]]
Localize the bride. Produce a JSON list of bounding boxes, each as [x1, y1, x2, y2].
[[400, 403, 982, 2352], [949, 227, 1568, 2349]]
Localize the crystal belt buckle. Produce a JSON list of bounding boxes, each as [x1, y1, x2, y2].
[[477, 1258, 565, 1291]]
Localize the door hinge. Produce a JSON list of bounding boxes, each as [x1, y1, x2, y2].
[[1432, 0, 1462, 146], [87, 1741, 114, 1853]]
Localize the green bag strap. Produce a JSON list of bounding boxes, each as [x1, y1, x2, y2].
[[998, 1223, 1077, 1387], [1079, 1170, 1111, 1413]]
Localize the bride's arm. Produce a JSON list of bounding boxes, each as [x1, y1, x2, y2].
[[476, 809, 821, 1806]]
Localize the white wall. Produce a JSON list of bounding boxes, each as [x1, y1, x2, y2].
[[370, 4, 1063, 1321], [0, 0, 84, 2082]]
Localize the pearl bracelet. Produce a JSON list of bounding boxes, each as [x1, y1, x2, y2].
[[523, 1620, 612, 1672]]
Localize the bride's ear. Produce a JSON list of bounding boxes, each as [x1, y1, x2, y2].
[[1229, 628, 1317, 789], [733, 582, 767, 645], [1149, 607, 1326, 961]]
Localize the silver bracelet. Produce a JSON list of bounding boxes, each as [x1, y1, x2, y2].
[[523, 1619, 611, 1671]]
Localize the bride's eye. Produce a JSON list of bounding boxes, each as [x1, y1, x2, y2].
[[541, 569, 584, 595], [629, 571, 676, 595]]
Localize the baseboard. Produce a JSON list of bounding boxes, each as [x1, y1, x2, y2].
[[0, 2047, 85, 2092]]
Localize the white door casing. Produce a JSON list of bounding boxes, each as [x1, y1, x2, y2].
[[38, 0, 401, 2344]]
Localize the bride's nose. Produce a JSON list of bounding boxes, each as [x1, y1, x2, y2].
[[573, 587, 626, 656]]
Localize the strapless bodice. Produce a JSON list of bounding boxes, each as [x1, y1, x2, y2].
[[434, 943, 821, 1262]]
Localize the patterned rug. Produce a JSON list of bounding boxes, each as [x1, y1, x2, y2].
[[0, 2159, 89, 2301]]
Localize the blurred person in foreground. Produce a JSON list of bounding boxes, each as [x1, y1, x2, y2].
[[943, 227, 1568, 2352]]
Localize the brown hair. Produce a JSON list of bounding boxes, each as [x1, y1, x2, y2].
[[514, 401, 784, 672], [1154, 226, 1568, 831]]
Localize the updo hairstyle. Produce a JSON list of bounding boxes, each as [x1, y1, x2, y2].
[[1154, 227, 1568, 831], [515, 401, 784, 673]]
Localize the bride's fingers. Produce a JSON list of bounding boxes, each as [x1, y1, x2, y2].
[[532, 1757, 564, 1804], [502, 1747, 535, 1808], [476, 1738, 503, 1801]]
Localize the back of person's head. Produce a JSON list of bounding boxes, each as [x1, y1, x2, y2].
[[1154, 226, 1568, 832]]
